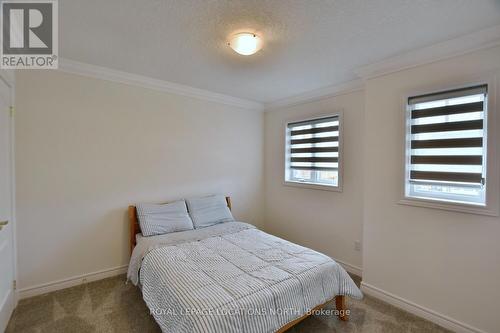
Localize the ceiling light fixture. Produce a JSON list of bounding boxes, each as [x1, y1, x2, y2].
[[228, 33, 262, 56]]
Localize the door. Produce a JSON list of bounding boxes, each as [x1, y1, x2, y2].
[[0, 76, 14, 332]]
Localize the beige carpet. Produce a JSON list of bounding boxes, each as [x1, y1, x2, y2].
[[7, 274, 450, 332]]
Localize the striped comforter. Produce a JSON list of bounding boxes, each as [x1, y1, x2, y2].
[[128, 222, 362, 333]]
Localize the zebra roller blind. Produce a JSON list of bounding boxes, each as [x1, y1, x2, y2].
[[286, 115, 341, 188], [406, 84, 488, 205]]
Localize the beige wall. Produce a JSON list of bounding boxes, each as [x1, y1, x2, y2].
[[362, 46, 500, 333], [264, 46, 500, 332], [264, 90, 365, 272], [15, 70, 264, 289], [14, 46, 500, 332]]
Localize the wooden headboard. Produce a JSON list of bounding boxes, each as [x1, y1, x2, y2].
[[128, 196, 232, 255]]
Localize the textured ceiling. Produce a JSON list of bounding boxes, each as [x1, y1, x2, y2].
[[60, 0, 500, 103]]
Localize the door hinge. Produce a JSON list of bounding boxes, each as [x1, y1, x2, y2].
[[9, 106, 14, 117], [13, 280, 16, 290]]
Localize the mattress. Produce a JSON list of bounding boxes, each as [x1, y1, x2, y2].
[[127, 222, 362, 333]]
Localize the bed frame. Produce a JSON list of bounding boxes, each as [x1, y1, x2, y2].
[[128, 196, 349, 331]]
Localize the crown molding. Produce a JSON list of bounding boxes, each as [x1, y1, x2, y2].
[[58, 58, 264, 111], [264, 79, 364, 111], [264, 25, 500, 111], [355, 24, 500, 80], [58, 25, 500, 112]]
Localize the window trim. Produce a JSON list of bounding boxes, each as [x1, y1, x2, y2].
[[283, 111, 344, 192], [399, 74, 499, 216]]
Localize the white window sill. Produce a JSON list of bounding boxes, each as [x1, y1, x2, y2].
[[283, 180, 342, 192], [398, 197, 498, 216]]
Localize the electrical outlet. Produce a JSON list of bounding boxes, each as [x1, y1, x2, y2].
[[354, 240, 361, 251]]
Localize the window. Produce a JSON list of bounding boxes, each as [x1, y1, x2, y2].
[[404, 85, 488, 206], [285, 114, 342, 190]]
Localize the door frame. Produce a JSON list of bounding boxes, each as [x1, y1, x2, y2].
[[0, 70, 17, 308]]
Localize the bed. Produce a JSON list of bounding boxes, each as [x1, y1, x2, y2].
[[127, 197, 362, 333]]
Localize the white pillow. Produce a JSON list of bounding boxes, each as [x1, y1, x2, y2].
[[137, 200, 194, 237], [186, 195, 234, 229]]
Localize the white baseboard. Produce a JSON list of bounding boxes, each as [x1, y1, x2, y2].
[[361, 282, 487, 333], [17, 265, 128, 300], [334, 258, 362, 277]]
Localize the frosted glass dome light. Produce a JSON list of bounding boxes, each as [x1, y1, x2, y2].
[[228, 33, 262, 56]]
